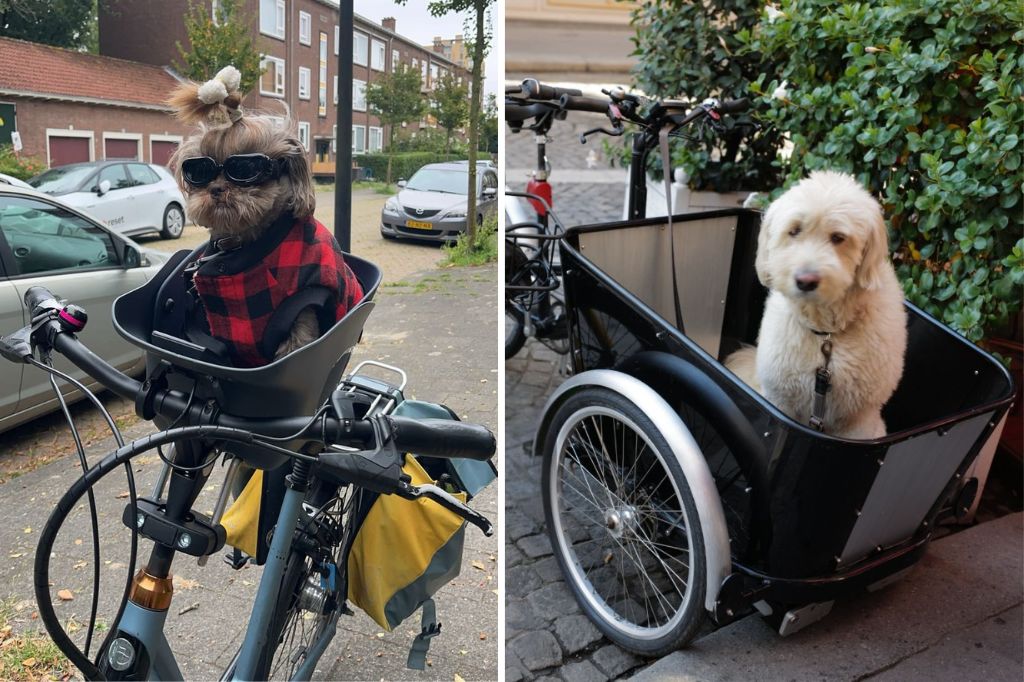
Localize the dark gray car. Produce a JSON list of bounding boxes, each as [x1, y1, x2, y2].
[[0, 185, 167, 434], [380, 161, 498, 243]]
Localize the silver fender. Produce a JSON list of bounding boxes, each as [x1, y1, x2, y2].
[[535, 369, 731, 612]]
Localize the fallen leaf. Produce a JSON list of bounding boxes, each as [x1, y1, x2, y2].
[[8, 553, 23, 559], [470, 560, 486, 571], [116, 492, 129, 499], [23, 527, 31, 534], [73, 561, 88, 570], [479, 633, 487, 640], [454, 674, 464, 682], [74, 539, 83, 546], [22, 657, 37, 668], [57, 589, 74, 601], [178, 602, 200, 616], [376, 632, 385, 639]]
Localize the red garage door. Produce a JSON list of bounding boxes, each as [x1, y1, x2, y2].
[[151, 140, 179, 167], [105, 137, 139, 160], [48, 136, 90, 167]]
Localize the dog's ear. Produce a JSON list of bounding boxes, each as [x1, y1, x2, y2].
[[855, 207, 889, 290], [281, 135, 316, 218], [755, 203, 775, 288]]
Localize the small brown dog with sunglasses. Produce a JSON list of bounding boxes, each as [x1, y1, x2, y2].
[[167, 67, 362, 367]]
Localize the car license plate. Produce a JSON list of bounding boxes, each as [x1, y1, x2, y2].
[[405, 219, 432, 230]]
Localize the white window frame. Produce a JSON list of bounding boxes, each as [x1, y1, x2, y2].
[[352, 125, 366, 155], [368, 126, 383, 153], [371, 39, 386, 71], [352, 79, 367, 112], [392, 49, 399, 72], [332, 124, 337, 153], [212, 0, 221, 25], [421, 60, 427, 83], [297, 122, 310, 151], [298, 66, 311, 100], [259, 0, 285, 40], [45, 128, 95, 167], [353, 31, 368, 66], [334, 25, 339, 55], [101, 131, 143, 160], [298, 11, 311, 46], [333, 75, 338, 105], [149, 134, 183, 164], [260, 56, 286, 97]]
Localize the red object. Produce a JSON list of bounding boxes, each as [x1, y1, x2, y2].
[[192, 214, 363, 368], [526, 178, 552, 217]]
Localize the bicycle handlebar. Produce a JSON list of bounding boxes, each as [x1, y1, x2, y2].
[[558, 94, 609, 114], [16, 286, 496, 462], [520, 78, 581, 100], [717, 97, 751, 114]]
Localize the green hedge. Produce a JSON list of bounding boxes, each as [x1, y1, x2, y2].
[[0, 144, 46, 180], [355, 152, 462, 183], [740, 0, 1023, 343]]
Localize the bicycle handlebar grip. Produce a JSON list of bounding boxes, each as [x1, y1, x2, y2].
[[558, 94, 610, 114], [521, 78, 582, 100], [718, 98, 751, 114], [505, 102, 552, 123], [390, 417, 495, 461], [24, 286, 59, 313]]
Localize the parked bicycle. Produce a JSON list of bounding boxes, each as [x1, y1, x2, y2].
[[0, 249, 495, 680]]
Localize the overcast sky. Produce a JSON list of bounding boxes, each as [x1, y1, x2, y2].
[[352, 0, 499, 99]]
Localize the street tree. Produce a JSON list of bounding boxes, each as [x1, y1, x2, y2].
[[0, 0, 98, 50], [480, 93, 498, 154], [174, 0, 263, 94], [366, 63, 427, 184], [432, 73, 469, 154], [398, 0, 494, 241]]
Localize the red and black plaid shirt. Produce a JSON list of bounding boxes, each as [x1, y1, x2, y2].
[[191, 212, 363, 367]]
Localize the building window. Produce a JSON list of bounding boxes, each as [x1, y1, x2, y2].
[[352, 125, 366, 155], [371, 39, 385, 71], [298, 66, 311, 99], [353, 31, 368, 66], [392, 49, 400, 72], [298, 122, 310, 151], [352, 79, 367, 111], [260, 56, 285, 97], [429, 63, 439, 86], [333, 75, 338, 104], [334, 25, 339, 55], [259, 0, 285, 39], [421, 60, 427, 83], [299, 11, 311, 45], [332, 124, 337, 153], [369, 126, 383, 153], [319, 32, 328, 117]]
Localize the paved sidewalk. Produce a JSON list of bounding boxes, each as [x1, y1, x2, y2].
[[0, 264, 498, 681]]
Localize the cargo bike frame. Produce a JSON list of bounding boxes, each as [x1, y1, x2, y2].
[[512, 80, 1016, 656]]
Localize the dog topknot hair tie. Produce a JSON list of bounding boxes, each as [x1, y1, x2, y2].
[[168, 65, 244, 125]]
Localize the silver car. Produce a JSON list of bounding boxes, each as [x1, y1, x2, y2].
[[380, 161, 498, 243], [28, 160, 187, 240], [0, 184, 168, 434]]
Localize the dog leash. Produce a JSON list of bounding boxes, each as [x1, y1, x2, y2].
[[659, 125, 685, 335], [809, 330, 833, 431]]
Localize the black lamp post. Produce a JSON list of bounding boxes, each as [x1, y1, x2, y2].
[[334, 0, 354, 251]]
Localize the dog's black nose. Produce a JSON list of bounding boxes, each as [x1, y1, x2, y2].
[[795, 273, 820, 292], [210, 185, 226, 198]]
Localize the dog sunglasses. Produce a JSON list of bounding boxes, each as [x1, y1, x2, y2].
[[181, 153, 286, 188]]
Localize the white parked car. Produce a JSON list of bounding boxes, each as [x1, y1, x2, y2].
[[0, 172, 32, 189], [28, 160, 187, 239]]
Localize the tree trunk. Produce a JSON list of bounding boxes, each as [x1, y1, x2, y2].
[[386, 125, 395, 185], [465, 1, 485, 243]]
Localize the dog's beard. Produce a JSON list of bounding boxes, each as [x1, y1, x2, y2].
[[188, 178, 292, 241]]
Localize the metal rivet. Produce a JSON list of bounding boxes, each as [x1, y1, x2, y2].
[[763, 431, 770, 438], [876, 458, 884, 466], [855, 509, 862, 517], [135, 513, 145, 528], [725, 608, 734, 617], [177, 533, 192, 549]]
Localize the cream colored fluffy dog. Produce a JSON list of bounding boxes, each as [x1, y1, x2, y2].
[[726, 171, 907, 439]]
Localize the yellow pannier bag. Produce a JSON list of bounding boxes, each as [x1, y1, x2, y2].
[[347, 455, 467, 626]]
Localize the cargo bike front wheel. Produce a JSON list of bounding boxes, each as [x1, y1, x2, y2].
[[541, 387, 707, 656]]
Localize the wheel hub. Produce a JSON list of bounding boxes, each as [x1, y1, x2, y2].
[[604, 505, 638, 539]]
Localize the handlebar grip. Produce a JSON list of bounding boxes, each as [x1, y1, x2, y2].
[[506, 102, 555, 123], [24, 286, 60, 313], [390, 417, 495, 461], [558, 94, 610, 114], [718, 98, 750, 114], [521, 78, 582, 100]]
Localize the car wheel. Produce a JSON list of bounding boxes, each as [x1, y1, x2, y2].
[[161, 204, 185, 239]]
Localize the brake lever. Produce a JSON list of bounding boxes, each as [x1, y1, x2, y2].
[[398, 482, 494, 536], [0, 326, 33, 363], [579, 121, 624, 144]]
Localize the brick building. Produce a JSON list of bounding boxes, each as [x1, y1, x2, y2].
[[99, 0, 472, 175], [0, 37, 188, 167]]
